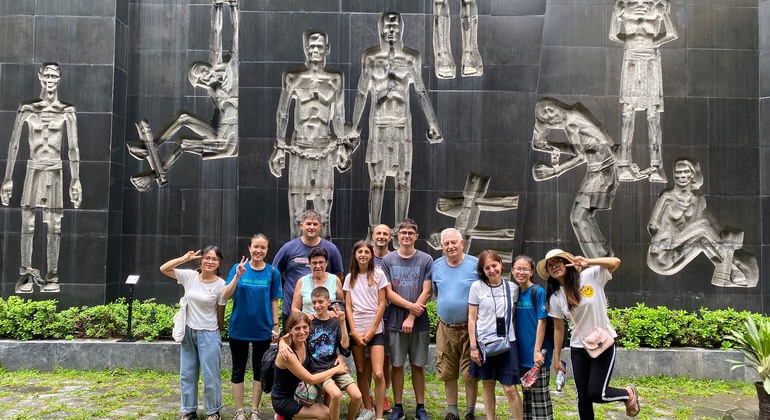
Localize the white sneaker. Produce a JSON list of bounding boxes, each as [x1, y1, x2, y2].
[[357, 408, 376, 420]]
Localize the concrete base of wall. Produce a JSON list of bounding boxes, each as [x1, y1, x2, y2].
[[0, 340, 757, 383]]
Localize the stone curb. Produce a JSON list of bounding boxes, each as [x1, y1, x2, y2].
[[0, 339, 757, 383]]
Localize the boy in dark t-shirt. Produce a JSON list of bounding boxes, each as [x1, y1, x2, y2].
[[307, 287, 364, 420]]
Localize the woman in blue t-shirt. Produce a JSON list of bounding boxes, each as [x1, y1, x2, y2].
[[222, 234, 283, 420], [512, 255, 554, 420]]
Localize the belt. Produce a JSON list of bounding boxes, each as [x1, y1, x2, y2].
[[440, 319, 468, 330]]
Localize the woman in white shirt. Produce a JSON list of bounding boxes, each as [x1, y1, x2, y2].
[[538, 249, 639, 419], [161, 246, 227, 420]]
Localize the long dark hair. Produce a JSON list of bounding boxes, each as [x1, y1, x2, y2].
[[348, 240, 375, 288], [477, 250, 504, 286], [197, 245, 224, 277], [545, 257, 582, 311]]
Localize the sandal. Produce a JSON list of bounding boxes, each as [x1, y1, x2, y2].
[[625, 385, 640, 417]]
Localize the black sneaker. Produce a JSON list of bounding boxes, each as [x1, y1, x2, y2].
[[179, 412, 197, 420]]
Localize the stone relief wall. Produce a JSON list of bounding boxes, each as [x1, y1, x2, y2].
[[0, 0, 766, 311], [1, 63, 81, 293], [432, 0, 484, 79], [127, 0, 240, 192]]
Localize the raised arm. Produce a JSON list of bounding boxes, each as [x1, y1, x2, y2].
[[160, 250, 201, 279], [570, 256, 621, 273], [221, 256, 246, 300], [65, 108, 82, 208], [653, 3, 678, 47], [209, 0, 224, 65]]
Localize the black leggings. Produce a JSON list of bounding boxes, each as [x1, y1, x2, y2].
[[570, 345, 630, 419], [229, 337, 271, 384]]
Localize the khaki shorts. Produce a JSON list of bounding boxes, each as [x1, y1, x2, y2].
[[322, 372, 356, 391], [435, 320, 474, 382]]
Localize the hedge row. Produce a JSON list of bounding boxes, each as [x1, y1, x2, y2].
[[0, 296, 763, 349]]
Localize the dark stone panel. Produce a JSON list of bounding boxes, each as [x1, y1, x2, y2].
[[176, 189, 237, 240], [432, 65, 541, 93], [119, 234, 183, 304], [237, 137, 284, 189], [36, 0, 117, 17], [688, 0, 757, 6], [117, 0, 129, 24], [34, 16, 116, 65], [128, 50, 188, 97], [688, 49, 759, 98], [77, 113, 113, 162], [688, 6, 758, 50], [706, 196, 762, 245], [51, 234, 108, 286], [0, 207, 21, 234], [238, 86, 277, 139], [762, 99, 770, 148], [65, 210, 109, 236], [492, 0, 546, 16], [56, 64, 115, 113], [0, 0, 35, 15], [128, 4, 188, 52], [115, 21, 129, 73], [708, 98, 759, 148], [480, 16, 544, 67], [0, 16, 34, 63], [542, 4, 608, 47], [113, 69, 128, 119], [341, 0, 425, 13], [761, 49, 770, 98], [539, 47, 607, 96], [237, 187, 283, 240], [707, 146, 760, 196], [262, 12, 350, 64], [111, 116, 127, 165], [0, 64, 37, 112], [122, 188, 183, 235], [327, 188, 372, 241], [545, 0, 607, 4], [761, 147, 770, 196], [762, 3, 770, 50], [238, 62, 269, 89], [80, 161, 112, 210], [238, 11, 268, 63]]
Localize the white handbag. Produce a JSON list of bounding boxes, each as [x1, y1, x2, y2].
[[172, 297, 187, 342]]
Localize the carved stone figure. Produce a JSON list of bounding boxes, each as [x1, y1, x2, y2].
[[427, 172, 518, 263], [647, 157, 758, 287], [433, 0, 483, 79], [609, 0, 678, 183], [351, 12, 444, 236], [1, 62, 81, 293], [127, 0, 239, 191], [531, 97, 618, 258], [270, 30, 354, 239]]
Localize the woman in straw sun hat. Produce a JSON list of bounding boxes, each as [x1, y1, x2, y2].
[[538, 249, 640, 419]]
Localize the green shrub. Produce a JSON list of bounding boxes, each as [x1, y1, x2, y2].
[[1, 295, 769, 350]]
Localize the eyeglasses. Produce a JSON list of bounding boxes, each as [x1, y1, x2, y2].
[[203, 257, 220, 262], [546, 260, 564, 270], [310, 261, 326, 266], [513, 267, 531, 273], [398, 231, 416, 237]]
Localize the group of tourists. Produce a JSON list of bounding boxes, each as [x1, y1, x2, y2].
[[161, 209, 640, 420]]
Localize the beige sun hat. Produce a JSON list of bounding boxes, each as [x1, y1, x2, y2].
[[536, 248, 582, 280]]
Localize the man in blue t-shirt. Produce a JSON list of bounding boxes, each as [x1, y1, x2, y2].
[[273, 209, 344, 328], [432, 228, 479, 420], [382, 219, 433, 420]]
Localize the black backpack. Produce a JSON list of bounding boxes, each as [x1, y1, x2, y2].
[[259, 345, 279, 393], [529, 284, 570, 350]]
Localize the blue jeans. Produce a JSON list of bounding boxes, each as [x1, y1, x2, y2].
[[180, 327, 223, 415]]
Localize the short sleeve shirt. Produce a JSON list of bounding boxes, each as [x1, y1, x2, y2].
[[225, 262, 282, 341], [176, 269, 225, 331], [382, 250, 433, 332], [547, 265, 616, 348], [308, 317, 341, 373], [343, 268, 389, 335], [515, 284, 553, 368], [273, 237, 344, 314], [432, 255, 478, 324], [469, 280, 518, 343]]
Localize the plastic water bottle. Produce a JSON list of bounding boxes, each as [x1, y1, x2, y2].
[[555, 361, 566, 392]]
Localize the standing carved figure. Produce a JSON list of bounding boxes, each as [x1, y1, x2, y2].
[[531, 98, 618, 258], [128, 0, 239, 191], [433, 0, 483, 79], [2, 62, 81, 293], [647, 158, 758, 287], [609, 0, 678, 183], [351, 12, 444, 236], [270, 30, 353, 239]]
